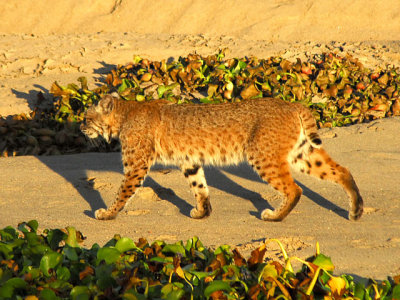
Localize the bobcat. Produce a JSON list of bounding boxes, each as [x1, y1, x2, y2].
[[81, 95, 363, 221]]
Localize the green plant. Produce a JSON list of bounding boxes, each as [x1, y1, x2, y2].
[[1, 50, 400, 157], [1, 221, 399, 299]]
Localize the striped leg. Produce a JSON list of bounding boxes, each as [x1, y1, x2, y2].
[[95, 138, 155, 220]]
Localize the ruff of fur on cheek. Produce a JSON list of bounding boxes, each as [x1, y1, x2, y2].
[[87, 137, 100, 148], [102, 126, 111, 143]]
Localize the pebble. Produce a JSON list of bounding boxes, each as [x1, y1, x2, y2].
[[23, 64, 38, 74], [44, 59, 56, 68], [134, 187, 160, 201]]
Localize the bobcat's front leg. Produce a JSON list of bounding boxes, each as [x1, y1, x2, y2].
[[95, 138, 155, 220]]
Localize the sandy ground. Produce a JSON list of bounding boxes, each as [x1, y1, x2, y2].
[[1, 0, 400, 280]]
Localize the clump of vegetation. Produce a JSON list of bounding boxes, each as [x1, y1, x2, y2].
[[1, 50, 399, 157], [0, 221, 399, 299]]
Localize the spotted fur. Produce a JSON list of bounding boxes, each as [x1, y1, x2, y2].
[[81, 95, 363, 221]]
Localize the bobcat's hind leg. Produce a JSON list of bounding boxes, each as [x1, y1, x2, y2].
[[181, 163, 212, 219], [95, 139, 155, 220], [302, 147, 364, 220], [249, 156, 303, 221]]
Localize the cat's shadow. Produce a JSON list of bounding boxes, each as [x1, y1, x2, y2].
[[37, 153, 348, 220], [206, 163, 347, 219]]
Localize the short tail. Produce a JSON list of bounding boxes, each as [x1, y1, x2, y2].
[[297, 104, 322, 148]]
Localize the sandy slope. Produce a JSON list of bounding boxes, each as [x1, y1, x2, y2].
[[2, 0, 400, 41], [1, 0, 400, 280]]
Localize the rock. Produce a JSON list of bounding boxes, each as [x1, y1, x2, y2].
[[134, 187, 160, 201]]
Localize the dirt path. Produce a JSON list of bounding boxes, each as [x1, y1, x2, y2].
[[1, 117, 400, 280]]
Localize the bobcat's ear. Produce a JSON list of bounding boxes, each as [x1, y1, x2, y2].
[[110, 92, 120, 99], [97, 94, 115, 114]]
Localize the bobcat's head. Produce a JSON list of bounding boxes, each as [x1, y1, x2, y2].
[[80, 94, 119, 143]]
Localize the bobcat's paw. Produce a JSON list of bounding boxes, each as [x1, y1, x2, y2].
[[261, 209, 284, 222], [95, 208, 116, 220], [349, 207, 363, 221], [190, 208, 206, 219], [190, 205, 212, 219]]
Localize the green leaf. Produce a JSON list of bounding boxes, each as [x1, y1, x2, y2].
[[18, 221, 37, 233], [136, 94, 145, 102], [118, 79, 135, 93], [0, 244, 13, 259], [214, 244, 231, 255], [319, 269, 332, 285], [185, 236, 204, 252], [56, 266, 71, 281], [25, 266, 41, 280], [46, 229, 67, 250], [64, 246, 79, 261], [123, 289, 148, 300], [27, 220, 39, 232], [133, 55, 142, 64], [70, 286, 91, 300], [189, 271, 212, 280], [65, 227, 81, 248], [157, 83, 179, 98], [161, 282, 185, 300], [259, 263, 278, 281], [40, 288, 58, 300], [162, 244, 186, 257], [193, 250, 207, 260], [233, 60, 247, 74], [354, 282, 366, 299], [0, 226, 18, 241], [95, 264, 116, 290], [60, 104, 72, 114], [313, 254, 334, 272], [40, 252, 63, 277], [199, 97, 214, 104], [392, 284, 400, 299], [380, 280, 391, 297], [157, 85, 167, 98], [24, 231, 41, 246], [0, 278, 27, 298], [97, 247, 121, 264], [204, 280, 233, 297], [115, 237, 138, 253]]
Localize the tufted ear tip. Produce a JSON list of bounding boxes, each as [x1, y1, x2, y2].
[[110, 92, 120, 99], [97, 94, 117, 114]]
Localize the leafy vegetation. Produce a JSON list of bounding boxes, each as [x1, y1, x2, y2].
[[1, 50, 400, 157], [0, 221, 399, 299], [1, 52, 399, 298]]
